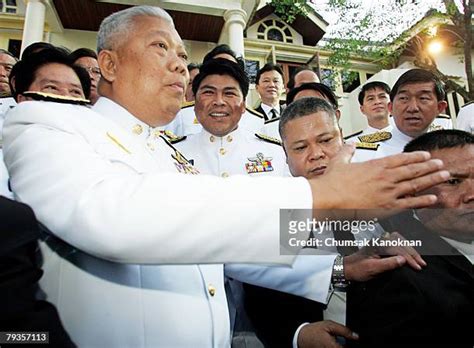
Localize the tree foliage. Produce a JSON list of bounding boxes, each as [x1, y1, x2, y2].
[[269, 0, 312, 23], [316, 0, 473, 101]]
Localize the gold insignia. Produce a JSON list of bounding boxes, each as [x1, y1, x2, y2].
[[428, 123, 444, 132], [181, 100, 195, 108], [255, 133, 282, 146], [132, 124, 143, 135], [160, 130, 186, 144], [106, 132, 131, 154], [358, 131, 392, 143], [193, 117, 200, 124], [171, 149, 200, 175], [22, 91, 90, 105], [355, 142, 379, 151], [246, 152, 274, 174]]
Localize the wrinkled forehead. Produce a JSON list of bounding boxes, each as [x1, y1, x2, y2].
[[116, 15, 184, 48], [396, 81, 436, 95], [0, 53, 16, 64]]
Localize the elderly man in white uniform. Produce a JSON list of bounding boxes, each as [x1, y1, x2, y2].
[[3, 6, 451, 348]]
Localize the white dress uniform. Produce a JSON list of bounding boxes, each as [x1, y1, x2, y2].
[[0, 97, 16, 198], [167, 102, 265, 137], [175, 127, 288, 178], [456, 102, 473, 133], [3, 97, 315, 348]]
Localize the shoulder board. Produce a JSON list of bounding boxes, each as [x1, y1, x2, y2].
[[181, 100, 195, 109], [245, 107, 264, 119], [461, 100, 473, 108], [255, 133, 282, 146], [264, 116, 280, 125], [161, 130, 187, 144], [343, 130, 363, 140], [358, 131, 392, 143], [23, 91, 90, 105], [355, 142, 379, 151], [436, 113, 451, 119]]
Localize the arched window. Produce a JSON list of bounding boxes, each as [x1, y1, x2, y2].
[[257, 19, 293, 44], [0, 0, 17, 14]]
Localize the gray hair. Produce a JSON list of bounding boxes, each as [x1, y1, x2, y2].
[[279, 97, 338, 140], [0, 49, 18, 62], [97, 5, 174, 52]]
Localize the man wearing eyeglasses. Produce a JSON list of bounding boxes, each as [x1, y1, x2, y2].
[[70, 48, 101, 104]]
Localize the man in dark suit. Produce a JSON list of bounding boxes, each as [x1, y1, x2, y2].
[[255, 63, 286, 140], [347, 129, 474, 347], [0, 196, 74, 346]]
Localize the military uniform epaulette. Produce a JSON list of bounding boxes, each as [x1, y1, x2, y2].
[[22, 91, 90, 105], [246, 107, 264, 119], [358, 131, 392, 143], [180, 100, 195, 109], [255, 133, 282, 146], [355, 142, 379, 151], [343, 130, 363, 140], [436, 113, 451, 119], [161, 130, 187, 144], [264, 116, 280, 125]]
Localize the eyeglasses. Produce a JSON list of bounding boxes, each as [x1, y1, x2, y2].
[[79, 65, 101, 76]]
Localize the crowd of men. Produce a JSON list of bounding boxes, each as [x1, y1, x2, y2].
[[0, 4, 472, 348]]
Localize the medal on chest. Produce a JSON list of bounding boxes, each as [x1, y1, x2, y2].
[[245, 152, 274, 174]]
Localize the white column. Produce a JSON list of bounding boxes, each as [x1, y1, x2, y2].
[[223, 9, 247, 58], [21, 0, 47, 55]]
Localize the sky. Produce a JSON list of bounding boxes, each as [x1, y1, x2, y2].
[[309, 0, 451, 41]]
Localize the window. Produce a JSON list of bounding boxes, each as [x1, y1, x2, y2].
[[341, 70, 361, 93], [8, 39, 21, 58], [0, 0, 17, 14], [245, 60, 260, 84], [257, 19, 293, 44]]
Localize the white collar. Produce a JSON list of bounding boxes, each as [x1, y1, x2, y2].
[[261, 103, 279, 116], [93, 97, 162, 142], [441, 237, 474, 265], [198, 126, 241, 145]]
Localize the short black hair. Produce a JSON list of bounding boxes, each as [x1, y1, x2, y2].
[[287, 65, 317, 90], [202, 44, 245, 71], [286, 82, 338, 109], [279, 97, 337, 140], [21, 42, 65, 59], [69, 48, 98, 62], [404, 129, 474, 153], [358, 81, 391, 105], [192, 58, 249, 98], [13, 47, 91, 100], [256, 63, 284, 85], [390, 69, 445, 102], [187, 63, 200, 73]]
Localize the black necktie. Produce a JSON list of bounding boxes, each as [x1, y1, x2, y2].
[[270, 108, 277, 120]]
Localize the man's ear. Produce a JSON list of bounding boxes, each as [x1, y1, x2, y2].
[[97, 49, 118, 83], [388, 101, 393, 114], [437, 100, 448, 114], [17, 94, 27, 103]]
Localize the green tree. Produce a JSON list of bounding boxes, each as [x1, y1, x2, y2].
[[319, 0, 473, 101]]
